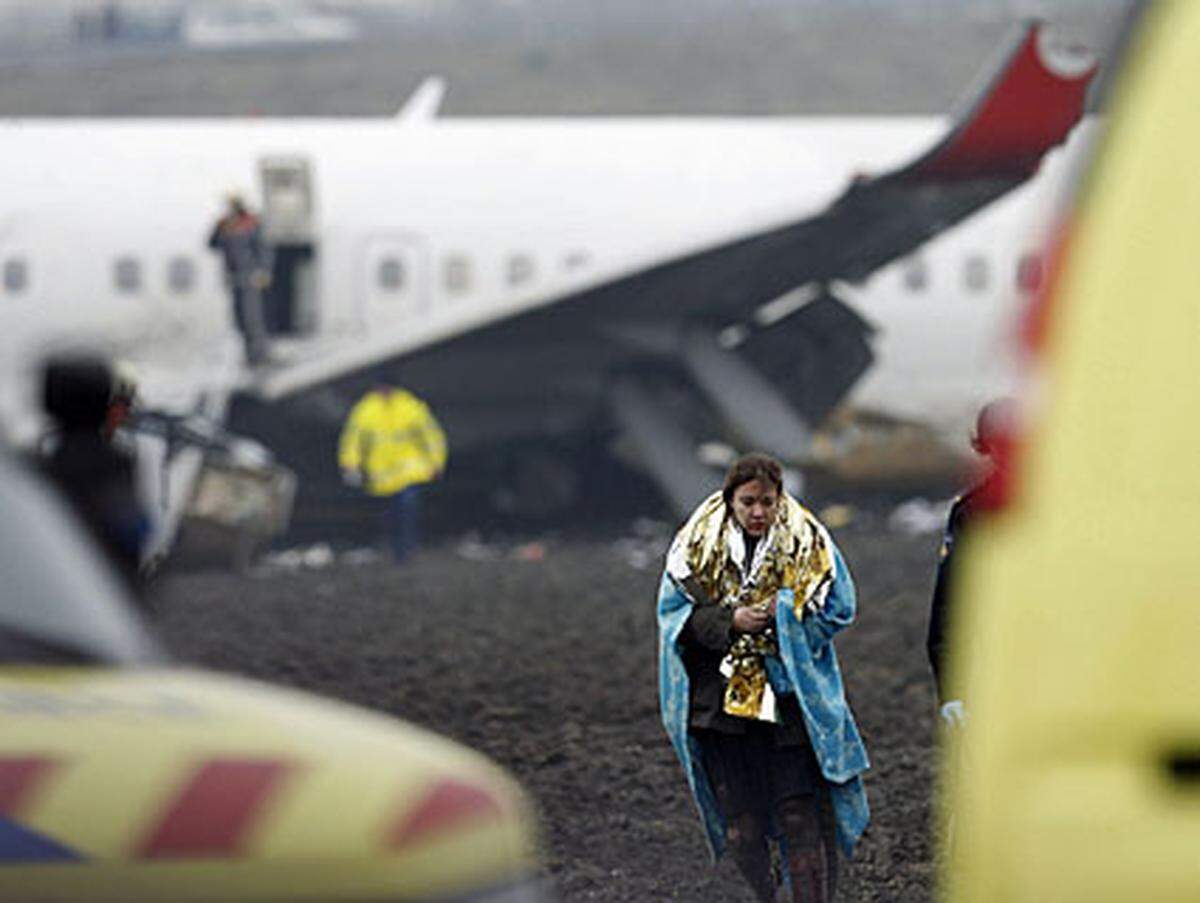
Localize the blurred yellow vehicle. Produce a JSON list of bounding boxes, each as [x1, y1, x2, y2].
[[945, 2, 1200, 900], [0, 453, 545, 901]]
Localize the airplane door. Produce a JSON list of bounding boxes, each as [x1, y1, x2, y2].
[[260, 155, 318, 336], [361, 235, 428, 328]]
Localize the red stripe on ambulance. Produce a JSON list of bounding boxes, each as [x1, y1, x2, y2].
[[138, 759, 292, 858], [389, 777, 503, 849], [0, 757, 58, 818]]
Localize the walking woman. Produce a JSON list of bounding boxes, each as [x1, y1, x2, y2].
[[657, 453, 869, 902]]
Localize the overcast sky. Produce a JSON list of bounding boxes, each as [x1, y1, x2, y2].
[[0, 0, 1132, 116]]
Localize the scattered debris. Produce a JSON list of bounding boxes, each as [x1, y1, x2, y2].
[[888, 497, 951, 536], [512, 541, 548, 562], [340, 547, 383, 567], [613, 538, 656, 571], [261, 542, 335, 571], [302, 544, 334, 569], [614, 517, 673, 571], [455, 531, 502, 562]]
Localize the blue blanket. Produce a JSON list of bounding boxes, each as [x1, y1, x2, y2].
[[657, 545, 870, 859]]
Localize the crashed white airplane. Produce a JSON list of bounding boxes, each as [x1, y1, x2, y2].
[[0, 22, 1096, 554]]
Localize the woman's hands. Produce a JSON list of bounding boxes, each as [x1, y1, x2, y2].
[[731, 600, 775, 634]]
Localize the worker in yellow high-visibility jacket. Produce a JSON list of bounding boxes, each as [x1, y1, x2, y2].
[[338, 382, 447, 562]]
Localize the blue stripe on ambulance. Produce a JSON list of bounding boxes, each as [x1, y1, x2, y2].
[[0, 818, 83, 862]]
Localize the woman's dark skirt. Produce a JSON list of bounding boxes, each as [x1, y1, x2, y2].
[[693, 719, 824, 818]]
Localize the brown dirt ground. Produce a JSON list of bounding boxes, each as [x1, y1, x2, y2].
[[152, 508, 944, 902]]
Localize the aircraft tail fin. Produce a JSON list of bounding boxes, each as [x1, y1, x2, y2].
[[397, 77, 447, 123], [907, 20, 1098, 180]]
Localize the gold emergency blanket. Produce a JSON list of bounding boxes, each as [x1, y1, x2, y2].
[[679, 491, 835, 720]]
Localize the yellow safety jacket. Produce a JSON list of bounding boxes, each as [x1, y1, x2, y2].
[[337, 389, 448, 497]]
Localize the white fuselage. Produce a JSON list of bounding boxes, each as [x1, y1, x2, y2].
[[0, 115, 1094, 453]]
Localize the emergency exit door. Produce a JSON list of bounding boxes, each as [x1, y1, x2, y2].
[[259, 155, 317, 336], [361, 235, 428, 329]]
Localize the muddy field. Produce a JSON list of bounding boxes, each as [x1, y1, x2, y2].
[[153, 502, 946, 901]]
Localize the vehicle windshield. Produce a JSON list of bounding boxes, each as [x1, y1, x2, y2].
[[0, 454, 161, 666]]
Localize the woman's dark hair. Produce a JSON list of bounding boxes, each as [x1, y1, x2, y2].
[[722, 453, 783, 505]]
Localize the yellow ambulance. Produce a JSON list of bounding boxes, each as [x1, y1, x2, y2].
[[946, 2, 1200, 899], [0, 452, 545, 902]]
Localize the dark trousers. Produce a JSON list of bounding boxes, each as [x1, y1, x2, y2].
[[695, 724, 838, 902], [231, 282, 269, 365], [383, 485, 422, 563]]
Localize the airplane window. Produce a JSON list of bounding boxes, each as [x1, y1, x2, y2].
[[1017, 253, 1044, 294], [444, 255, 471, 295], [903, 257, 928, 292], [507, 254, 534, 286], [167, 256, 195, 294], [964, 254, 990, 292], [563, 250, 590, 270], [378, 257, 405, 292], [3, 258, 28, 294], [114, 256, 142, 294]]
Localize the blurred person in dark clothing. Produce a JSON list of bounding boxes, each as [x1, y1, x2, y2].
[[927, 397, 1019, 725], [39, 355, 150, 594], [208, 194, 272, 365], [102, 359, 139, 442]]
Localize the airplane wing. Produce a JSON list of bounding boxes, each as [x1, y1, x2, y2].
[[527, 20, 1097, 328], [254, 21, 1095, 400], [243, 21, 1097, 518]]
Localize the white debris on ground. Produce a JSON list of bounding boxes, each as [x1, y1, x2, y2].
[[447, 519, 673, 572], [454, 533, 552, 564], [613, 517, 672, 571], [259, 542, 336, 571], [887, 497, 952, 536], [455, 531, 503, 562], [340, 547, 383, 567]]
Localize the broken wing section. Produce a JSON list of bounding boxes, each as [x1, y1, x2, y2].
[[591, 20, 1097, 508], [241, 23, 1099, 521]]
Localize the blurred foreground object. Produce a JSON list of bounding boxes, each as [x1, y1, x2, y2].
[[38, 354, 150, 592], [926, 398, 1016, 708], [0, 451, 546, 901], [945, 2, 1200, 899]]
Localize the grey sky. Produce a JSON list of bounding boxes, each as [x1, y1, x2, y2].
[[0, 0, 1132, 116]]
